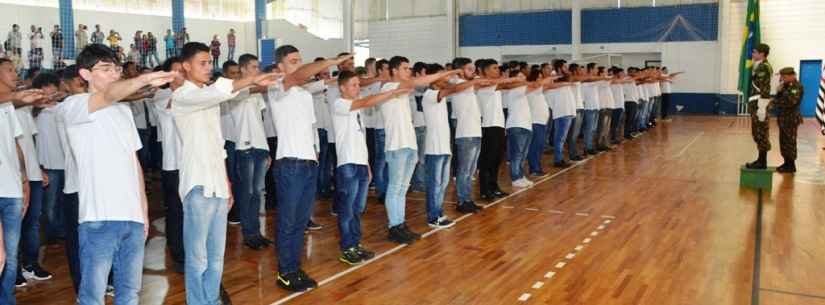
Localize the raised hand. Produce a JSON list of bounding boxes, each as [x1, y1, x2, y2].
[[141, 71, 178, 88], [254, 71, 284, 87], [11, 89, 46, 104], [392, 87, 413, 98], [333, 53, 355, 65]]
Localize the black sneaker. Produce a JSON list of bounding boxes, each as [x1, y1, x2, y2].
[[257, 236, 274, 246], [355, 244, 375, 260], [15, 269, 26, 288], [277, 272, 307, 292], [227, 214, 241, 225], [219, 284, 233, 305], [22, 264, 53, 281], [428, 216, 455, 229], [491, 190, 509, 198], [479, 192, 494, 201], [400, 223, 421, 240], [296, 269, 318, 289], [338, 248, 365, 266], [306, 220, 323, 231], [456, 201, 478, 214], [388, 225, 415, 244], [244, 238, 265, 250], [570, 155, 584, 161], [586, 149, 599, 155], [172, 261, 185, 274], [553, 161, 571, 168]]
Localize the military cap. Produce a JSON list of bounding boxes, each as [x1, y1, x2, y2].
[[753, 43, 770, 54], [778, 67, 796, 75]]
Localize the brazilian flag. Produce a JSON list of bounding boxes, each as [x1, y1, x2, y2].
[[737, 0, 761, 94]]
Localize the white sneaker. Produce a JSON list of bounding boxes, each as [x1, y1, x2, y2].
[[523, 178, 535, 186], [512, 178, 531, 188]]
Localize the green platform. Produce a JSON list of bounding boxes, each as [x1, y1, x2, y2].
[[740, 166, 774, 191]]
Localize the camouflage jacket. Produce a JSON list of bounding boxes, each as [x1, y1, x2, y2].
[[750, 60, 773, 99], [774, 80, 804, 126]]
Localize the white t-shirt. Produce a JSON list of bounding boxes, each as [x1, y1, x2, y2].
[[623, 82, 639, 103], [379, 82, 417, 151], [324, 84, 340, 142], [581, 82, 601, 110], [528, 89, 550, 125], [220, 100, 237, 142], [422, 89, 451, 155], [268, 80, 318, 161], [130, 99, 149, 130], [504, 86, 532, 130], [230, 92, 269, 151], [610, 83, 625, 110], [262, 93, 277, 138], [55, 104, 78, 194], [476, 86, 506, 128], [638, 84, 648, 102], [572, 82, 584, 110], [35, 106, 65, 170], [359, 86, 376, 129], [15, 106, 42, 181], [546, 86, 576, 118], [661, 75, 673, 94], [449, 79, 482, 138], [644, 83, 656, 100], [597, 81, 615, 109], [147, 100, 158, 128], [410, 88, 426, 128], [332, 98, 368, 166], [652, 81, 662, 97], [0, 103, 24, 198], [309, 81, 329, 132], [61, 94, 145, 224], [150, 89, 181, 171]]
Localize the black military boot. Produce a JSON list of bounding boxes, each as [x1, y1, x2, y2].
[[745, 150, 767, 170], [776, 161, 796, 173]]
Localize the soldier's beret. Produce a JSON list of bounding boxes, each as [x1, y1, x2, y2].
[[754, 43, 770, 54], [778, 67, 796, 75]]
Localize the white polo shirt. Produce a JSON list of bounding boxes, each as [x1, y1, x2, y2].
[[268, 79, 318, 161], [379, 82, 417, 151], [35, 106, 65, 170], [610, 83, 625, 110], [359, 86, 376, 129], [597, 81, 615, 109], [230, 91, 269, 151], [572, 82, 584, 110], [0, 102, 24, 198], [581, 82, 601, 110], [332, 98, 368, 166], [528, 88, 549, 125], [150, 88, 181, 171], [172, 78, 240, 199], [448, 78, 482, 139], [61, 94, 144, 224], [504, 85, 532, 130], [422, 89, 451, 155], [476, 85, 505, 128], [15, 106, 42, 181]]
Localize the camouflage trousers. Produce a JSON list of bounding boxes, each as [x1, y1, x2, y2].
[[748, 101, 771, 152], [777, 118, 799, 161]]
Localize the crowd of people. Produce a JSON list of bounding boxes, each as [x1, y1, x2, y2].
[[0, 39, 678, 305], [3, 24, 238, 75]]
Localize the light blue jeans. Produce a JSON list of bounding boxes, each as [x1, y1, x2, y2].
[[425, 155, 451, 222], [183, 186, 229, 305], [582, 109, 600, 151], [455, 137, 481, 203], [507, 127, 532, 180], [78, 221, 145, 305], [385, 148, 418, 227], [411, 127, 427, 191], [0, 198, 23, 305]]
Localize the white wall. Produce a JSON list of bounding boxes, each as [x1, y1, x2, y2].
[[367, 16, 451, 63], [720, 0, 825, 94], [264, 19, 348, 63]]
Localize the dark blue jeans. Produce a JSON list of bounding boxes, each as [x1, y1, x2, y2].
[[425, 155, 450, 222], [610, 108, 625, 142], [137, 128, 150, 169], [0, 198, 23, 305], [236, 148, 269, 240], [552, 116, 574, 163], [373, 129, 388, 197], [21, 181, 44, 267], [225, 141, 240, 219], [78, 221, 145, 305], [43, 169, 65, 240], [507, 127, 532, 181], [317, 129, 333, 195], [274, 158, 318, 273], [63, 193, 80, 293], [527, 124, 548, 174], [334, 164, 369, 250], [162, 170, 184, 264], [624, 102, 638, 137], [567, 110, 583, 158]]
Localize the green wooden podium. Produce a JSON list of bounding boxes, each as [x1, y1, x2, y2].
[[740, 166, 773, 191]]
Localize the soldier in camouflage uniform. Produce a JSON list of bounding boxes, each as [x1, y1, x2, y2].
[[746, 43, 773, 169], [773, 67, 804, 173]]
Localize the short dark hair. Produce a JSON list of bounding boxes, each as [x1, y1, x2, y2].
[[263, 64, 276, 73], [389, 56, 409, 76], [376, 59, 390, 72], [275, 45, 299, 64], [61, 65, 80, 80], [412, 62, 427, 75], [162, 57, 183, 72], [238, 54, 259, 68], [527, 66, 542, 82], [76, 44, 119, 71], [337, 70, 358, 88], [452, 57, 472, 70], [425, 63, 444, 75], [222, 60, 238, 73], [477, 59, 497, 73], [337, 52, 351, 58], [365, 57, 376, 66], [180, 42, 210, 62], [32, 72, 61, 89]]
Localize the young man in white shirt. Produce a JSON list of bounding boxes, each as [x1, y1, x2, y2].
[[232, 54, 274, 250], [409, 62, 429, 193], [378, 56, 458, 244], [332, 70, 409, 265], [220, 61, 242, 225], [449, 57, 484, 212], [60, 44, 176, 305], [171, 42, 279, 304], [267, 45, 352, 291], [0, 57, 45, 305], [34, 72, 68, 243], [476, 59, 520, 200], [371, 59, 391, 202]]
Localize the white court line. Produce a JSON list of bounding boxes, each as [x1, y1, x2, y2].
[[575, 212, 590, 217], [555, 262, 566, 269], [565, 253, 576, 260], [574, 245, 584, 251], [532, 281, 545, 289], [597, 225, 606, 230], [583, 238, 592, 244], [590, 231, 599, 237], [674, 131, 704, 158], [518, 293, 532, 301], [600, 215, 616, 220], [548, 210, 565, 214], [544, 271, 556, 279], [525, 207, 540, 212]]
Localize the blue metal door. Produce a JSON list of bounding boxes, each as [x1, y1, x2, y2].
[[799, 60, 822, 117]]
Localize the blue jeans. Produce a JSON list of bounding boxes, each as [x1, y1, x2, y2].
[[0, 198, 22, 305], [137, 128, 150, 169], [567, 110, 583, 158], [507, 127, 532, 181], [236, 148, 268, 240], [317, 129, 332, 195], [582, 109, 599, 151], [552, 116, 574, 163], [610, 108, 624, 142], [425, 155, 451, 222], [183, 186, 229, 305], [455, 137, 481, 202], [410, 127, 427, 191], [78, 221, 144, 305], [21, 181, 44, 266], [43, 169, 65, 240], [373, 129, 388, 197], [334, 164, 369, 250], [225, 141, 240, 219], [385, 148, 418, 228], [527, 124, 548, 174], [638, 100, 650, 129], [227, 47, 235, 61], [166, 48, 175, 59], [274, 159, 318, 273]]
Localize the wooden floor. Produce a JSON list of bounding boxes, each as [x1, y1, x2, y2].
[[16, 116, 825, 305]]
